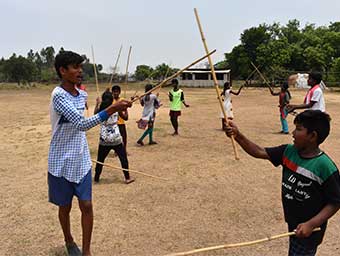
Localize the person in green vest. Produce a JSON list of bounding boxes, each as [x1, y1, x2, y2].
[[225, 110, 340, 256], [168, 79, 189, 135]]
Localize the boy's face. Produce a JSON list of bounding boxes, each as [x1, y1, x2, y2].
[[60, 64, 82, 84], [112, 89, 120, 99], [292, 123, 316, 150], [308, 77, 316, 87]]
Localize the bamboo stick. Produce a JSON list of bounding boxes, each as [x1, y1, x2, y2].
[[250, 61, 273, 89], [124, 46, 132, 98], [194, 8, 239, 160], [108, 45, 123, 86], [250, 62, 297, 116], [165, 228, 321, 256], [131, 50, 216, 103], [91, 159, 168, 181], [91, 45, 100, 97], [244, 65, 261, 86]]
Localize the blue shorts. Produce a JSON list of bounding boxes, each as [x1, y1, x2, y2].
[[48, 170, 92, 206]]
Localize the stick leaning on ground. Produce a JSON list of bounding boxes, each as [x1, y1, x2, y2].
[[124, 46, 132, 98], [108, 45, 123, 86], [130, 49, 217, 103], [165, 227, 321, 256], [91, 45, 100, 97], [92, 159, 168, 181], [194, 8, 239, 160]]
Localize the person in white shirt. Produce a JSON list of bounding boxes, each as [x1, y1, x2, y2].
[[287, 72, 325, 113]]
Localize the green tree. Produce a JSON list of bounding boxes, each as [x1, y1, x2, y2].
[[40, 46, 55, 67], [225, 45, 251, 79], [134, 65, 154, 81], [153, 63, 171, 80], [240, 24, 270, 62], [2, 54, 37, 85], [329, 57, 340, 82]]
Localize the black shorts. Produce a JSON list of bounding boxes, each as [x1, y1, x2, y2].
[[169, 110, 181, 117]]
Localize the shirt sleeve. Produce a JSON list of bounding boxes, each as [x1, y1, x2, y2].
[[311, 89, 322, 103], [154, 96, 161, 109], [53, 92, 107, 131], [322, 170, 340, 206], [265, 144, 288, 167]]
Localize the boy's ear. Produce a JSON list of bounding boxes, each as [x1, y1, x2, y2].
[[309, 131, 318, 144], [59, 66, 67, 76]]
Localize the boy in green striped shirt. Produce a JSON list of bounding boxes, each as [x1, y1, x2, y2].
[[168, 79, 189, 135], [225, 110, 340, 256]]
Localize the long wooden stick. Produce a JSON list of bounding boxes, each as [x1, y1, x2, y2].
[[165, 228, 321, 256], [131, 50, 216, 103], [92, 159, 168, 181], [250, 62, 273, 89], [91, 45, 100, 96], [244, 65, 261, 85], [124, 46, 132, 98], [194, 8, 239, 160], [108, 45, 123, 86]]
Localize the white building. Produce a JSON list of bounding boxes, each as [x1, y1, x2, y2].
[[179, 69, 230, 87]]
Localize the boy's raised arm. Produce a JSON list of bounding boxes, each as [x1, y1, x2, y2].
[[225, 121, 270, 159]]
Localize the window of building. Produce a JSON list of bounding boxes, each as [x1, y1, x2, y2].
[[195, 73, 209, 80], [216, 73, 224, 80], [181, 73, 193, 80]]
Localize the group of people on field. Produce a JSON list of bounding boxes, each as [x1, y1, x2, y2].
[[48, 50, 339, 256]]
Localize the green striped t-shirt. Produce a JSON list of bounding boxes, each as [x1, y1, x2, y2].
[[266, 144, 340, 247]]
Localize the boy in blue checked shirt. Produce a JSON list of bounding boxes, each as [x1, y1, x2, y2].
[[225, 110, 340, 256], [49, 51, 131, 256]]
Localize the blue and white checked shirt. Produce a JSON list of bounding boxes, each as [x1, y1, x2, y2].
[[48, 86, 109, 183]]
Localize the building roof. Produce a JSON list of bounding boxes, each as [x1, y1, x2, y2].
[[182, 69, 230, 74]]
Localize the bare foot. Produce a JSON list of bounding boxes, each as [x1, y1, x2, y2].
[[125, 178, 135, 184]]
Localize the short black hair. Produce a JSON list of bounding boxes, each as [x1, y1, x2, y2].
[[99, 90, 113, 111], [111, 85, 121, 92], [294, 110, 331, 145], [309, 71, 322, 84], [54, 51, 84, 78], [171, 79, 179, 85], [145, 83, 153, 92], [282, 81, 289, 90]]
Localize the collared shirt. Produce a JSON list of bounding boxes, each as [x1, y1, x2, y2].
[[304, 85, 325, 112], [48, 86, 108, 183]]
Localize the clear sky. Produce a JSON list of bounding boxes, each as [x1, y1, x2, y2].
[[1, 0, 339, 73]]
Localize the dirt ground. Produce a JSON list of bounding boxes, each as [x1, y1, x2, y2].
[[1, 85, 340, 256]]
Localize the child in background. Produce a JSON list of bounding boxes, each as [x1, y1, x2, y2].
[[269, 81, 291, 134], [137, 84, 160, 146], [168, 79, 189, 135], [111, 85, 129, 152], [225, 110, 340, 256], [287, 72, 325, 113], [94, 89, 134, 184], [220, 81, 243, 130]]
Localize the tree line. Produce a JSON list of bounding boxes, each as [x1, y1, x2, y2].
[[0, 46, 106, 85], [1, 20, 340, 85], [0, 46, 179, 86], [223, 20, 340, 84]]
